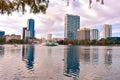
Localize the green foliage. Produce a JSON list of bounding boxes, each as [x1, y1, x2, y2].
[[0, 0, 49, 14], [0, 0, 104, 15], [57, 40, 65, 45], [57, 38, 120, 46], [7, 39, 24, 44], [0, 38, 5, 44]]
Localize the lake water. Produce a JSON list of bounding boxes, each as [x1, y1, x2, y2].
[[0, 45, 120, 80]]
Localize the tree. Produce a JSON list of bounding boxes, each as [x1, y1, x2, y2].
[[101, 38, 106, 45], [0, 38, 5, 44], [0, 0, 49, 15], [0, 0, 104, 15]]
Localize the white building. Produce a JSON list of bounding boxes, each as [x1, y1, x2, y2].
[[90, 29, 99, 40], [47, 34, 52, 41], [5, 34, 21, 42], [103, 24, 112, 39], [25, 30, 30, 40]]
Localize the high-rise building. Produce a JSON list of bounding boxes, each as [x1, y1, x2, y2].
[[103, 24, 112, 39], [64, 14, 80, 40], [28, 19, 35, 39], [77, 28, 90, 41], [47, 34, 52, 41], [90, 29, 99, 40], [0, 31, 5, 38], [22, 27, 27, 40]]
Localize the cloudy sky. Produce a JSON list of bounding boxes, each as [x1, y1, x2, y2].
[[0, 0, 120, 39]]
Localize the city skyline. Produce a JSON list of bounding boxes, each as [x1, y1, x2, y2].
[[0, 0, 119, 38]]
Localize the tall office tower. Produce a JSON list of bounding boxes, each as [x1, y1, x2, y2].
[[64, 14, 80, 40], [90, 29, 99, 40], [22, 27, 27, 40], [77, 28, 90, 41], [103, 24, 112, 39], [28, 19, 35, 39]]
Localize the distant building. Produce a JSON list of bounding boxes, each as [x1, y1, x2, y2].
[[64, 14, 80, 40], [25, 30, 30, 41], [77, 28, 90, 41], [22, 27, 27, 40], [47, 34, 52, 41], [107, 37, 120, 41], [90, 29, 99, 40], [0, 31, 5, 38], [5, 34, 21, 42], [103, 24, 112, 39], [28, 19, 35, 39]]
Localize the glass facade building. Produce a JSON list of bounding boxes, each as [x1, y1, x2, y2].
[[28, 19, 35, 39], [65, 14, 80, 40], [0, 31, 5, 38], [107, 37, 120, 41]]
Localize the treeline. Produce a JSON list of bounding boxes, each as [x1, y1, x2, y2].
[[0, 38, 26, 44], [57, 38, 120, 46]]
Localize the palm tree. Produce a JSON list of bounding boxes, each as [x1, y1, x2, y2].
[[0, 0, 104, 15]]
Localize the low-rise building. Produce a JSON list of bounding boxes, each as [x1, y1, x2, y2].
[[5, 34, 21, 42], [107, 37, 120, 41]]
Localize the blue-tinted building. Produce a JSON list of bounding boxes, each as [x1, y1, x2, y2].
[[64, 46, 80, 77], [28, 19, 35, 39], [65, 14, 80, 40], [22, 45, 34, 70], [0, 31, 5, 38], [107, 37, 120, 41]]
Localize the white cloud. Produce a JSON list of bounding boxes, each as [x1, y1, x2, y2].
[[0, 0, 119, 38]]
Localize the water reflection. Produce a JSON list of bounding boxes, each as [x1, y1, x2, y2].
[[104, 48, 112, 65], [22, 45, 34, 70], [64, 46, 80, 79], [91, 48, 99, 65], [0, 46, 4, 58], [84, 49, 90, 63], [78, 48, 90, 63]]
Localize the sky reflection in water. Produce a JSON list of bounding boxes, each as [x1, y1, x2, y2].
[[0, 45, 119, 80]]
